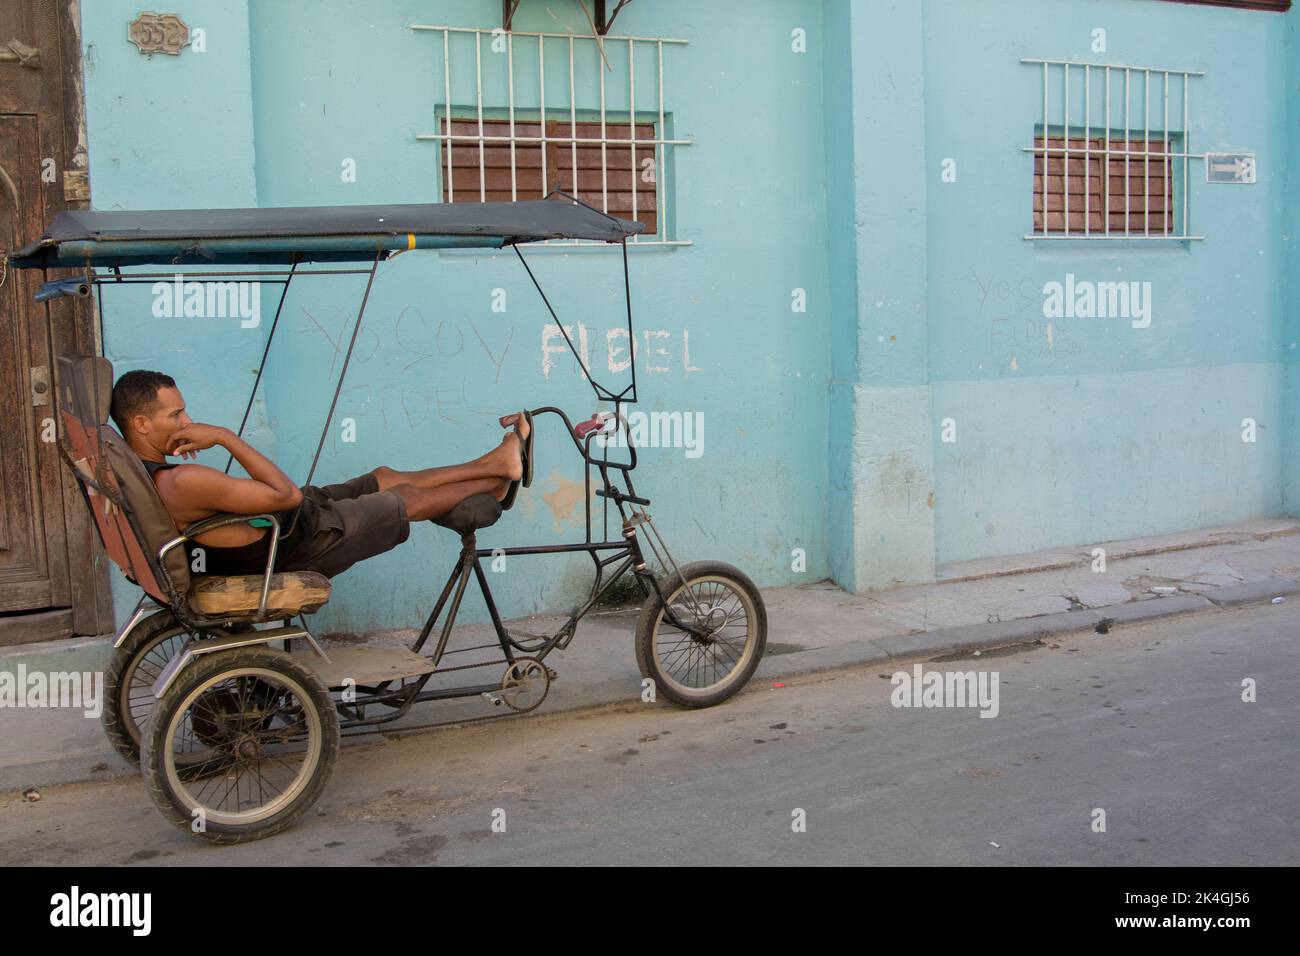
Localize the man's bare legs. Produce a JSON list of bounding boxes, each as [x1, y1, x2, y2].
[[387, 477, 510, 522], [371, 412, 529, 520]]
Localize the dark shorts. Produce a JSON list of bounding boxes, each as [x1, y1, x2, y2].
[[276, 472, 411, 579]]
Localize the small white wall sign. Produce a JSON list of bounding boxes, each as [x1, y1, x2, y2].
[[1205, 152, 1256, 184]]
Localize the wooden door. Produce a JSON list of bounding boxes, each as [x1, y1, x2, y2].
[[0, 0, 111, 642]]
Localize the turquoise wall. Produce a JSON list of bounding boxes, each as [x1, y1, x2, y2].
[[825, 0, 936, 590], [827, 0, 1296, 589], [79, 0, 281, 625], [80, 0, 831, 631], [1282, 8, 1300, 513], [74, 0, 1299, 630], [924, 0, 1291, 564]]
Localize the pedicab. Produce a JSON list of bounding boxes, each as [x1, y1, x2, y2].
[[6, 194, 767, 843]]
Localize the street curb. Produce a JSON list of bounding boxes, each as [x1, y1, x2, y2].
[[1203, 578, 1300, 607], [934, 524, 1300, 585], [0, 634, 113, 671], [1097, 593, 1215, 623], [3, 577, 1295, 792], [755, 575, 1295, 683], [0, 755, 135, 795], [756, 593, 1217, 682]]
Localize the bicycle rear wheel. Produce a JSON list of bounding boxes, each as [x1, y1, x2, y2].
[[141, 646, 338, 844]]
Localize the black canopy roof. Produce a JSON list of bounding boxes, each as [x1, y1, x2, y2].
[[8, 194, 644, 268]]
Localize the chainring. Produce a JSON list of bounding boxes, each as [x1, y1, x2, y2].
[[499, 659, 551, 713]]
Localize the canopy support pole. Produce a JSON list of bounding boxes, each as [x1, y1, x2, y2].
[[513, 241, 635, 404], [304, 254, 380, 485], [277, 252, 381, 541], [224, 260, 298, 474], [619, 238, 637, 403]]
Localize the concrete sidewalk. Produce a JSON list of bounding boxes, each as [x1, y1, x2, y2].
[[4, 517, 1300, 792]]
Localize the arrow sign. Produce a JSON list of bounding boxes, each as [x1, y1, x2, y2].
[[1206, 152, 1256, 184]]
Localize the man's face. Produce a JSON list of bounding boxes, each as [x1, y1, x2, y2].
[[131, 385, 193, 456]]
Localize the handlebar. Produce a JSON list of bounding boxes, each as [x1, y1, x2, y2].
[[531, 406, 638, 472], [574, 414, 604, 439]]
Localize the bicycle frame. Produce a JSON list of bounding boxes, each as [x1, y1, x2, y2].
[[325, 404, 708, 731]]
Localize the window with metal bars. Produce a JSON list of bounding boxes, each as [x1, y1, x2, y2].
[[1033, 134, 1178, 235], [1022, 58, 1205, 241], [439, 116, 658, 234], [413, 23, 691, 247]]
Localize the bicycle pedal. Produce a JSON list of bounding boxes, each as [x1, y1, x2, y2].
[[554, 621, 578, 650], [481, 691, 504, 706]]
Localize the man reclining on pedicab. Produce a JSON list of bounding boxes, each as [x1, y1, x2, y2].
[[109, 369, 533, 578]]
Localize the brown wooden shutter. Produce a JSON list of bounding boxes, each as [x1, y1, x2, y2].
[[1033, 135, 1174, 235], [439, 116, 657, 235], [545, 120, 657, 235], [439, 117, 546, 202]]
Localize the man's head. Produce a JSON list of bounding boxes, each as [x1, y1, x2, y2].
[[110, 370, 190, 457]]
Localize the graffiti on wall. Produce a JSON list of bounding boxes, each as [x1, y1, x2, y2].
[[973, 268, 1084, 367]]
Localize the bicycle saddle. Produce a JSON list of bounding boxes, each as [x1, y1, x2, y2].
[[433, 493, 503, 534]]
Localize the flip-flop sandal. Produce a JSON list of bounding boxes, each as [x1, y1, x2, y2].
[[521, 409, 534, 488], [501, 411, 532, 511], [501, 477, 520, 511]]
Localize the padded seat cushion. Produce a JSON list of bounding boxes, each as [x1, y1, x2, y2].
[[187, 571, 331, 616], [433, 493, 502, 534]]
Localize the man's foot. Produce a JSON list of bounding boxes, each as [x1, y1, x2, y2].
[[499, 410, 531, 440], [497, 410, 532, 510], [494, 434, 524, 482], [497, 411, 530, 481]]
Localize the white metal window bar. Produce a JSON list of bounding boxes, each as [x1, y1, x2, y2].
[[413, 23, 692, 247], [1021, 57, 1206, 241]]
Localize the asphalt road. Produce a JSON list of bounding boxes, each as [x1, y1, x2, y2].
[[2, 601, 1296, 866]]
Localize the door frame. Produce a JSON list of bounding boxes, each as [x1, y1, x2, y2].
[[1, 0, 112, 638]]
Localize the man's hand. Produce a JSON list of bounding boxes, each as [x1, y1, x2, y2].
[[157, 424, 303, 517], [168, 423, 230, 459]]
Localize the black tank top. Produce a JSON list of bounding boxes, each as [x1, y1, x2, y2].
[[143, 459, 295, 575]]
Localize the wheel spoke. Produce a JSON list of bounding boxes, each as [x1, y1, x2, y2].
[[161, 664, 323, 827], [659, 635, 701, 674], [653, 576, 756, 691]]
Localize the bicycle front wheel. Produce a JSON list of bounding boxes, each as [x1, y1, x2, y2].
[[634, 561, 767, 708]]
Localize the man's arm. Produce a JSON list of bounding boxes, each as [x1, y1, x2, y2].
[[164, 424, 303, 517]]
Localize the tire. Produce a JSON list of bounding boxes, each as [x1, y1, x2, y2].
[[141, 646, 338, 845], [634, 560, 767, 708], [101, 610, 188, 766], [101, 614, 253, 766]]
